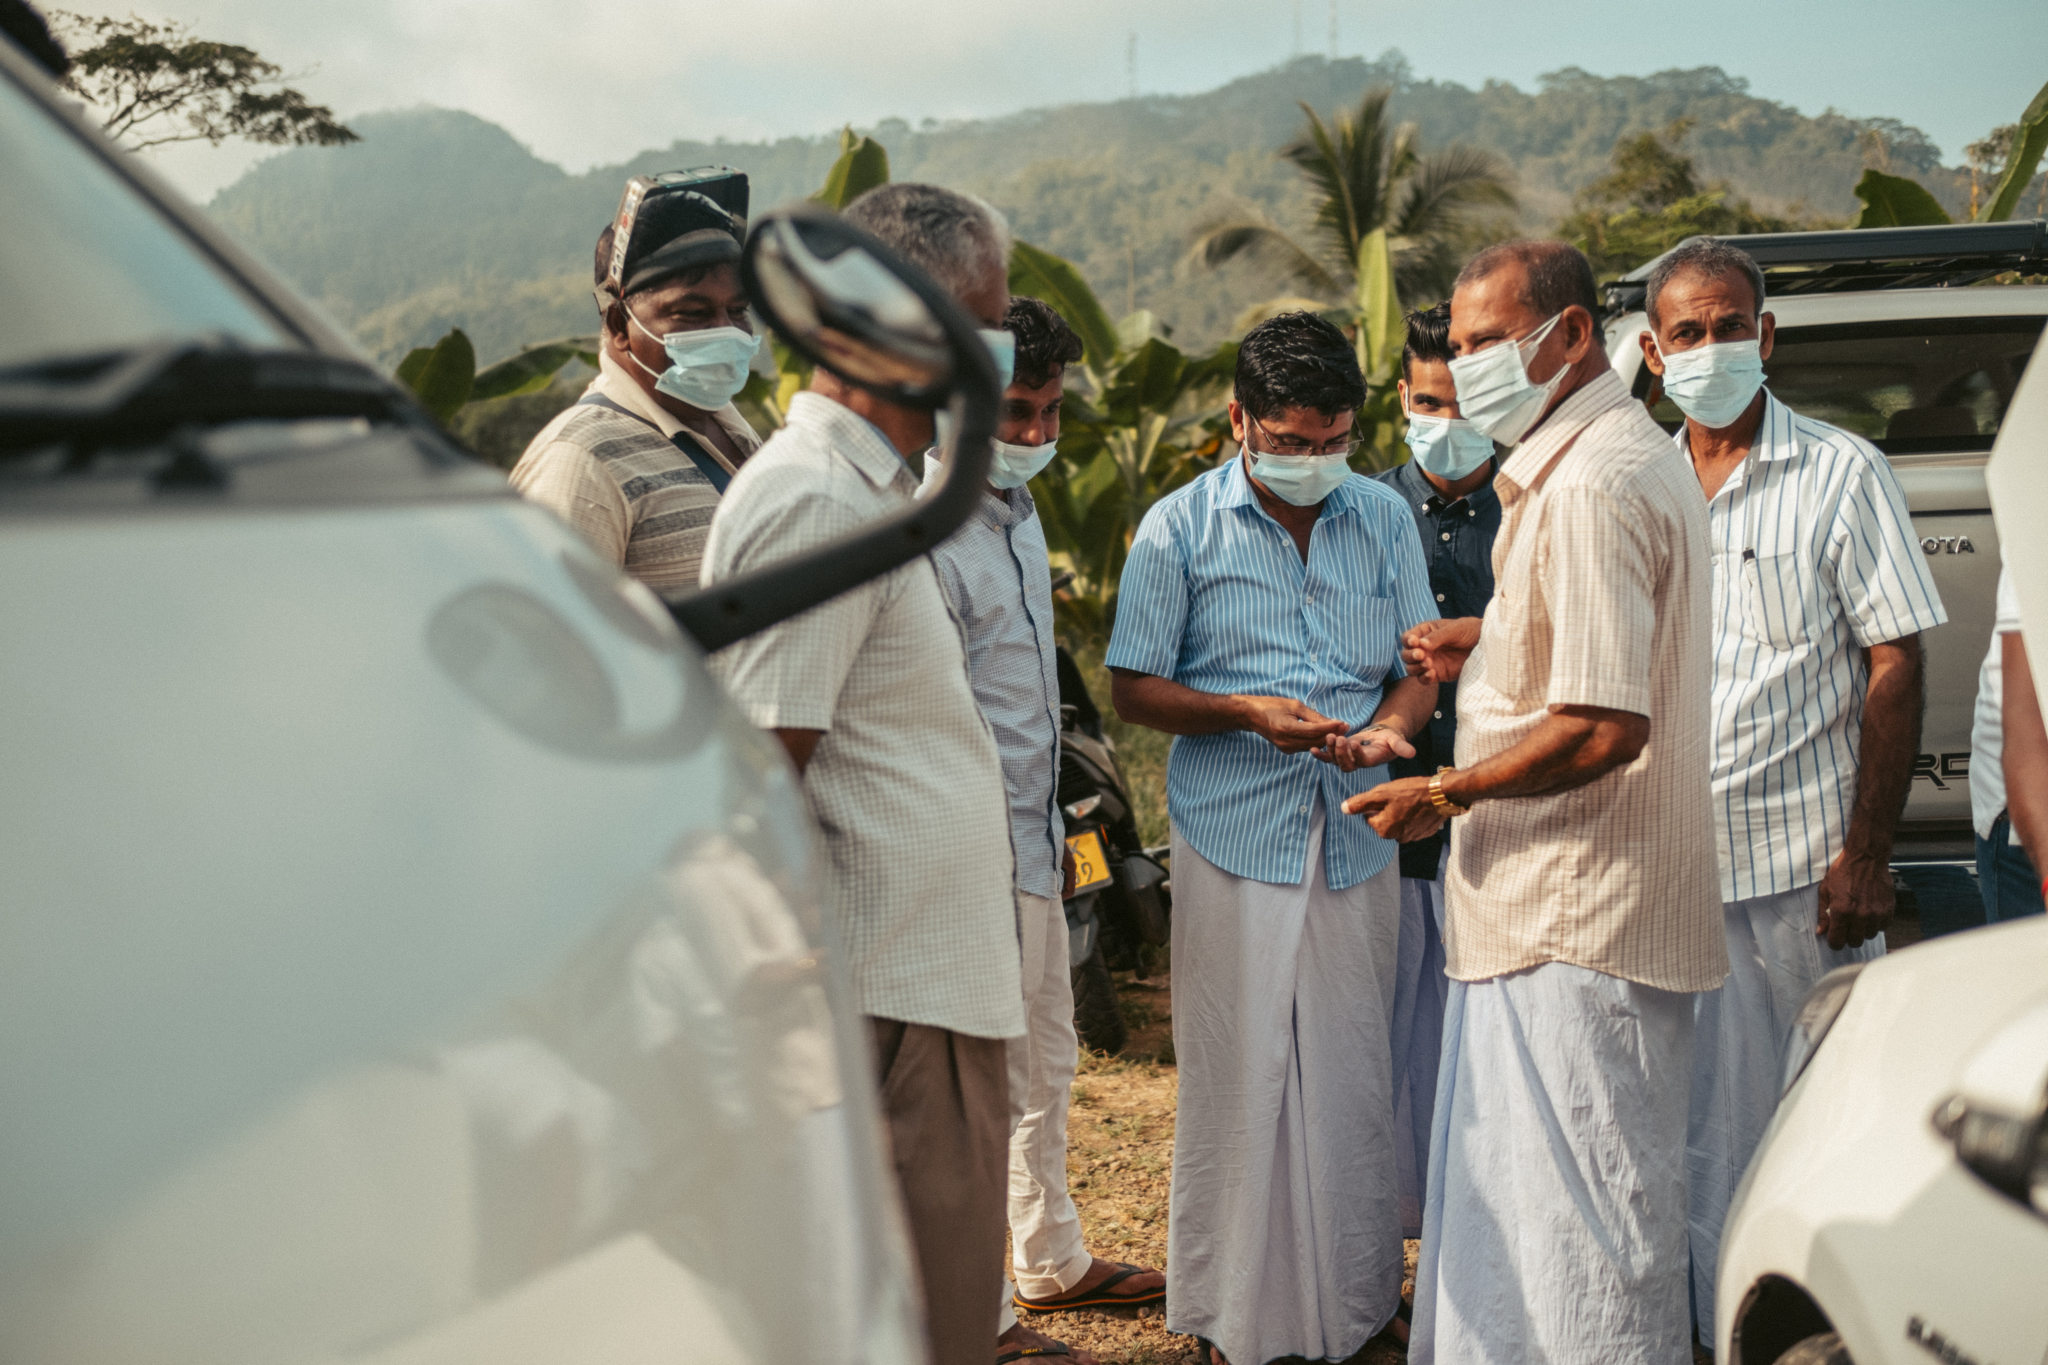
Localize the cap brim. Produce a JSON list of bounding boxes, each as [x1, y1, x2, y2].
[[622, 229, 742, 297]]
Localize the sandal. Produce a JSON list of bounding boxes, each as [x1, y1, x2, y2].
[[1012, 1262, 1166, 1312], [996, 1345, 1072, 1363]]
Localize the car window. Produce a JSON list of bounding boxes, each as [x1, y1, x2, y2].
[[0, 68, 290, 369], [1637, 315, 2044, 455]]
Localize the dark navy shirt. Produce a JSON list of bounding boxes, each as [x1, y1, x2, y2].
[[1373, 456, 1502, 877]]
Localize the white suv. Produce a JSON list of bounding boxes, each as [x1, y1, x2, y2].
[[1604, 221, 2048, 861], [0, 31, 1001, 1365], [1603, 226, 2048, 1365]]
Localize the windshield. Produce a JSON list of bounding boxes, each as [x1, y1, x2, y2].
[[0, 68, 290, 369]]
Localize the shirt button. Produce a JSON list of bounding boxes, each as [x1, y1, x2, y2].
[[1298, 805, 1309, 814], [1305, 594, 1314, 603], [1434, 710, 1443, 718], [1467, 508, 1476, 517], [1436, 593, 1446, 602], [1440, 532, 1451, 541]]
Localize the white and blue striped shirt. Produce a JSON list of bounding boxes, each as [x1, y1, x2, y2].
[[1106, 455, 1434, 890], [1689, 392, 1946, 901]]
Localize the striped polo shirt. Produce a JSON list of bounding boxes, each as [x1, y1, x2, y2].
[[510, 352, 760, 599], [1106, 453, 1435, 890], [1687, 392, 1946, 902]]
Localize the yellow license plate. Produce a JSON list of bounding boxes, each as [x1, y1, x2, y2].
[[1066, 828, 1113, 894]]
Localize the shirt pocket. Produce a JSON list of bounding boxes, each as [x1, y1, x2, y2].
[[1737, 550, 1818, 651], [1325, 592, 1396, 687]]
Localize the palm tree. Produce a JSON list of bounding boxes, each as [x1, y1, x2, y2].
[[1186, 88, 1516, 328]]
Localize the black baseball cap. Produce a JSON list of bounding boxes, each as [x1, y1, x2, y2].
[[601, 166, 749, 302]]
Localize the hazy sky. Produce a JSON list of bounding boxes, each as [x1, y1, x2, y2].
[[55, 0, 2046, 203]]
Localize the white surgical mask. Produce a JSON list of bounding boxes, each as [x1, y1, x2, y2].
[[980, 329, 1017, 391], [1248, 449, 1353, 506], [627, 314, 761, 410], [989, 436, 1057, 489], [1655, 337, 1765, 429], [1447, 311, 1568, 447], [1403, 410, 1495, 481]]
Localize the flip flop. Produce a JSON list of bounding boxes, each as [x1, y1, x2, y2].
[[996, 1345, 1072, 1363], [1012, 1262, 1166, 1312]]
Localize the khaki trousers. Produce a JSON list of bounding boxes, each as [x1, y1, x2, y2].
[[869, 1017, 1011, 1365]]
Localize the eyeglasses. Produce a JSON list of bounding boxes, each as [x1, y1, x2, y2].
[[1245, 413, 1360, 460]]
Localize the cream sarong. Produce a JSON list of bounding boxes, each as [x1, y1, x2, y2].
[[1166, 800, 1403, 1364]]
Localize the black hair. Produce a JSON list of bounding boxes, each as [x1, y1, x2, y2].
[[1234, 311, 1366, 421], [1400, 302, 1453, 382], [1644, 236, 1767, 328], [1006, 296, 1084, 389], [1455, 239, 1598, 320]]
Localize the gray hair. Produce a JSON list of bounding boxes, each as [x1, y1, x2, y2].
[[1645, 236, 1766, 327], [1455, 239, 1598, 320], [843, 183, 1012, 307]]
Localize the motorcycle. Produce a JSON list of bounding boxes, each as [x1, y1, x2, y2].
[[1054, 639, 1171, 1055]]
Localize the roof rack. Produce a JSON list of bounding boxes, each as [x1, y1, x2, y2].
[[1603, 219, 2048, 316]]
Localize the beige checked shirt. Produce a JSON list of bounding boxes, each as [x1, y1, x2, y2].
[[702, 392, 1024, 1040], [510, 352, 762, 599], [1445, 368, 1725, 992]]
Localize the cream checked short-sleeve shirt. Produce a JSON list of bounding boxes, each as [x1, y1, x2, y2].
[[1446, 368, 1726, 993], [701, 392, 1024, 1041]]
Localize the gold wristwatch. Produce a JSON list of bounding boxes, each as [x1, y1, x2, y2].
[[1429, 767, 1471, 817]]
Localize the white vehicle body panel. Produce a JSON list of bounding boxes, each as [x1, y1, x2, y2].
[[1714, 916, 2048, 1365], [1607, 287, 2048, 846], [0, 495, 919, 1365]]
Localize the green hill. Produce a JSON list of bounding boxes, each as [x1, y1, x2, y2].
[[209, 53, 1979, 367]]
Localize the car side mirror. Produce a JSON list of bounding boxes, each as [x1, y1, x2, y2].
[[665, 206, 999, 653], [1930, 999, 2048, 1218]]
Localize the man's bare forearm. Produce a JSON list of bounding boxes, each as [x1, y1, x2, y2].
[[2002, 632, 2048, 867], [1368, 673, 1438, 742], [1841, 638, 1922, 862], [1110, 668, 1248, 735], [1439, 704, 1649, 806]]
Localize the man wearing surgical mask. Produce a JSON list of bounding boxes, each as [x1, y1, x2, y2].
[[1107, 311, 1437, 1365], [1349, 240, 1721, 1365], [921, 297, 1166, 1365], [511, 168, 763, 598], [1369, 301, 1499, 1244], [1638, 236, 1944, 1348]]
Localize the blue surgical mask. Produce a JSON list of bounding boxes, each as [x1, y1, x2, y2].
[[1403, 411, 1495, 481], [1447, 311, 1567, 447], [980, 328, 1016, 391], [628, 314, 761, 410], [1248, 448, 1352, 506], [1656, 337, 1765, 428], [989, 436, 1057, 489]]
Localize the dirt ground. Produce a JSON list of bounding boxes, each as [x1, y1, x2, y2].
[[1017, 971, 1716, 1365]]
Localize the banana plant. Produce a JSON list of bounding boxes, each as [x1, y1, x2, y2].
[[1012, 248, 1238, 641], [1853, 78, 2048, 229], [395, 329, 598, 424]]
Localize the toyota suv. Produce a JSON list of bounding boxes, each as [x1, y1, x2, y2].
[[1604, 221, 2048, 869]]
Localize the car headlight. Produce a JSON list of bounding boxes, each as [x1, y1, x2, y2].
[[1780, 961, 1869, 1094]]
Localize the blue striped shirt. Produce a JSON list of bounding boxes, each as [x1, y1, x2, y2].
[[1690, 392, 1947, 900], [1106, 455, 1435, 889]]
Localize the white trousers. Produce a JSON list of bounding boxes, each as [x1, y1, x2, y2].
[[997, 890, 1090, 1332], [1688, 885, 1884, 1340], [1391, 853, 1449, 1237], [1414, 961, 1695, 1365], [1166, 801, 1404, 1365]]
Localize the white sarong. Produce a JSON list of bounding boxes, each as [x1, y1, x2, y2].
[[1166, 800, 1403, 1365], [1391, 852, 1449, 1237], [1413, 961, 1695, 1365], [1688, 885, 1883, 1339]]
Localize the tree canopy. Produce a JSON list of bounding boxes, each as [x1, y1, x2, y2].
[[50, 10, 357, 151]]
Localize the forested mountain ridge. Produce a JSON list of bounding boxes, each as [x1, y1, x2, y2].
[[208, 53, 1980, 366]]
